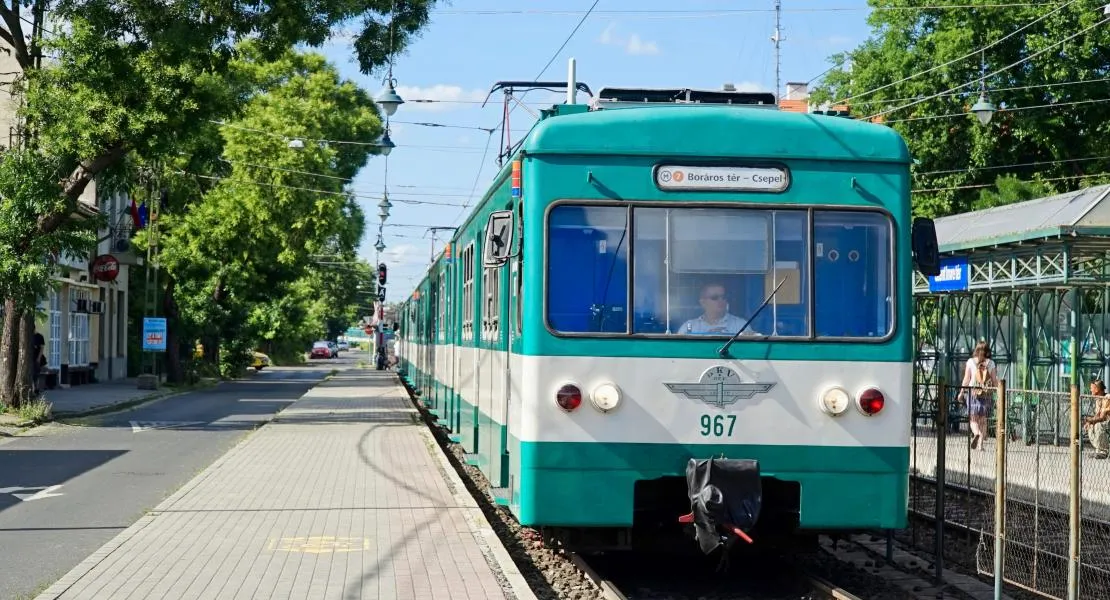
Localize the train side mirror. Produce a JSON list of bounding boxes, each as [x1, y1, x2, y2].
[[912, 217, 941, 277], [483, 209, 515, 267]]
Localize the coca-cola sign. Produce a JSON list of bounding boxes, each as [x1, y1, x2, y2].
[[91, 254, 120, 282]]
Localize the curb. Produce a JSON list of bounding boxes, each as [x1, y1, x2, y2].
[[416, 423, 538, 600], [32, 372, 336, 599], [1, 379, 221, 439], [55, 379, 220, 420]]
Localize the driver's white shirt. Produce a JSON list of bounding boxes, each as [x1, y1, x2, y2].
[[678, 312, 746, 335]]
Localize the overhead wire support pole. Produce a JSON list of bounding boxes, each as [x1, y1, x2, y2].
[[772, 0, 783, 102]]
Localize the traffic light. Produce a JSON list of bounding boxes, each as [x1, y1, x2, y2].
[[377, 263, 387, 285]]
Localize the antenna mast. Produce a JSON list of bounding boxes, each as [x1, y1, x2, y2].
[[772, 0, 784, 103]]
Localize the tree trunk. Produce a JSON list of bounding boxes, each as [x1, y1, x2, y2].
[[203, 277, 224, 364], [36, 142, 128, 235], [15, 310, 34, 403], [0, 298, 17, 408], [163, 275, 184, 385]]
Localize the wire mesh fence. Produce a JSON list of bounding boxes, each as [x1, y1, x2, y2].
[[908, 381, 1110, 599]]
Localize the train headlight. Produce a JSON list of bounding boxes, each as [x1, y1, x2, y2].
[[818, 386, 851, 416], [556, 383, 583, 411], [856, 387, 886, 416], [590, 382, 622, 412]]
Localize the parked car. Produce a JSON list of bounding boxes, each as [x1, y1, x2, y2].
[[251, 351, 271, 370], [310, 341, 336, 359], [194, 343, 272, 370]]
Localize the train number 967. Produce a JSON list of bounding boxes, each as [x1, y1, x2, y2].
[[699, 414, 737, 437]]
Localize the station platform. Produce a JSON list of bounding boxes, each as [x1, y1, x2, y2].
[[35, 370, 534, 600], [912, 429, 1110, 521]]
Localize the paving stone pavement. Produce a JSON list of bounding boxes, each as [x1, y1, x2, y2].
[[35, 370, 529, 600]]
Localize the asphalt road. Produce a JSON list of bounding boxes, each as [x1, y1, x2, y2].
[[0, 356, 357, 600]]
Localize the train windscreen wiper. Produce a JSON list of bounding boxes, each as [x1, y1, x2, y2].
[[717, 277, 787, 358]]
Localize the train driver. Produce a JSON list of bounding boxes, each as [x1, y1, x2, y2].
[[676, 282, 758, 336]]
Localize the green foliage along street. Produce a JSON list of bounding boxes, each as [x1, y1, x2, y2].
[[0, 0, 437, 407], [811, 0, 1110, 219]]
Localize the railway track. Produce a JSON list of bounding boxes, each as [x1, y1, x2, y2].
[[906, 475, 1110, 599], [567, 546, 876, 600]]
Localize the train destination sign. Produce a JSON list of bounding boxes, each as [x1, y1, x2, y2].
[[654, 165, 789, 192]]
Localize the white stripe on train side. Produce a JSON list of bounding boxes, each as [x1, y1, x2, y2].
[[399, 342, 910, 448]]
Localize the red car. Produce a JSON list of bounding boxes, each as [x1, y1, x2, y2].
[[310, 341, 335, 359]]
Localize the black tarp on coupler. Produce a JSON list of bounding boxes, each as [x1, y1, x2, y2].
[[684, 457, 762, 554]]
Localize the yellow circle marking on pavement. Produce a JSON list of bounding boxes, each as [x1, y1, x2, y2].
[[269, 536, 370, 554]]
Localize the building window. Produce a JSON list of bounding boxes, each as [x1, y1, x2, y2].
[[117, 290, 125, 356], [49, 291, 61, 369], [69, 288, 90, 366]]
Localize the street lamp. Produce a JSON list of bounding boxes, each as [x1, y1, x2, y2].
[[378, 131, 395, 156], [375, 238, 386, 253], [376, 79, 405, 118], [971, 92, 996, 126]]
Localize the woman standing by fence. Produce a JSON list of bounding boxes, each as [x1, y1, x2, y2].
[[962, 341, 997, 451]]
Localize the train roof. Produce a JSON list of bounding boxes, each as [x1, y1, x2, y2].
[[522, 103, 910, 164]]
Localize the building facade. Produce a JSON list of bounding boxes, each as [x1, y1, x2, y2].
[[0, 41, 138, 386]]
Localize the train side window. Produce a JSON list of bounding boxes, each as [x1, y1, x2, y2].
[[813, 211, 893, 338], [546, 205, 629, 333]]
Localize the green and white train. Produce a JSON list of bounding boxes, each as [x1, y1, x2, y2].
[[395, 71, 940, 554]]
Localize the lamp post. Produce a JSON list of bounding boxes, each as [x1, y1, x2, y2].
[[970, 51, 996, 126]]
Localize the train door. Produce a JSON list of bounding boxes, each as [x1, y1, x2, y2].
[[428, 275, 438, 411], [495, 253, 517, 497], [460, 243, 479, 453], [475, 262, 492, 478]]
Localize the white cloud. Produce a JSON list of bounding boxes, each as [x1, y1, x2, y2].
[[598, 23, 660, 56], [382, 243, 422, 265], [625, 34, 659, 56], [394, 84, 488, 111]]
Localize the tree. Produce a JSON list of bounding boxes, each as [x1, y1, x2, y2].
[[0, 149, 98, 406], [810, 1, 1110, 218], [155, 47, 383, 379], [0, 0, 436, 402]]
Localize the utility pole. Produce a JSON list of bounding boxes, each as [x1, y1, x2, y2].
[[772, 0, 784, 103]]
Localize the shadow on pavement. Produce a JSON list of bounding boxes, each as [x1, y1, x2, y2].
[[0, 449, 128, 515]]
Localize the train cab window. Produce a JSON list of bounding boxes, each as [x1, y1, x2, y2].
[[632, 207, 809, 337], [813, 211, 893, 338], [546, 205, 629, 333]]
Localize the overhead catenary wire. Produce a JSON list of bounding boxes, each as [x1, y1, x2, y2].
[[916, 153, 1110, 177], [864, 13, 1110, 121], [175, 171, 469, 207], [858, 75, 1110, 105], [880, 96, 1110, 124], [913, 170, 1110, 193], [834, 0, 1083, 107], [435, 4, 1067, 17]]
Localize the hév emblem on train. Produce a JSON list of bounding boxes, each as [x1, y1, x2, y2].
[[663, 366, 776, 409]]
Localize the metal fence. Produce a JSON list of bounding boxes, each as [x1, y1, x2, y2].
[[906, 380, 1110, 600]]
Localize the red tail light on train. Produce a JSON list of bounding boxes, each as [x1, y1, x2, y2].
[[857, 388, 886, 416], [556, 384, 583, 411]]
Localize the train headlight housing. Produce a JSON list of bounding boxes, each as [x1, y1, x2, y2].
[[556, 383, 583, 411], [856, 387, 886, 416], [818, 386, 851, 416], [590, 382, 622, 412]]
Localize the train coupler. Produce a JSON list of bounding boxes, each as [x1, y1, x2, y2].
[[680, 457, 762, 555]]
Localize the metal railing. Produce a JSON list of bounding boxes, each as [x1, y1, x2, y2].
[[908, 380, 1110, 600]]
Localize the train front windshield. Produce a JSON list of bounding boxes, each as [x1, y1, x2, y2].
[[545, 204, 895, 339]]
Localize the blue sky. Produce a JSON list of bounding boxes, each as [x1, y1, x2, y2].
[[317, 0, 874, 300]]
